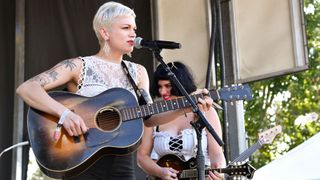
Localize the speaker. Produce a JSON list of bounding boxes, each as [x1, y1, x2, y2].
[[152, 0, 211, 87], [230, 0, 308, 83]]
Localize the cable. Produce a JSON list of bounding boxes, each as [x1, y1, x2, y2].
[[0, 141, 30, 158]]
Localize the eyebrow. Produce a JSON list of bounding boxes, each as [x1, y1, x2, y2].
[[122, 23, 136, 27]]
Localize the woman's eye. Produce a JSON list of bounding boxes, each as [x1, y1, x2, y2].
[[165, 85, 171, 89]]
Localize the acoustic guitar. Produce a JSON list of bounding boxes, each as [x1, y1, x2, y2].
[[152, 154, 255, 179], [27, 85, 252, 179]]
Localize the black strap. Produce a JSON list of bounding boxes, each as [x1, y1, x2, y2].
[[121, 61, 148, 105]]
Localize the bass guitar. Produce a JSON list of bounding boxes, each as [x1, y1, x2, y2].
[[152, 154, 255, 179], [27, 85, 252, 179], [231, 125, 282, 163]]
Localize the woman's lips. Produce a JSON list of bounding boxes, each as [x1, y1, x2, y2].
[[127, 40, 134, 46], [162, 95, 170, 100]]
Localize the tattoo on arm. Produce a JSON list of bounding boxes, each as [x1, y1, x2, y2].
[[29, 69, 58, 87], [28, 59, 77, 87], [59, 59, 77, 71], [29, 59, 77, 87], [29, 74, 52, 87], [46, 69, 58, 81]]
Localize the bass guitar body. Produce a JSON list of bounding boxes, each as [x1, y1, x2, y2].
[[27, 88, 143, 179]]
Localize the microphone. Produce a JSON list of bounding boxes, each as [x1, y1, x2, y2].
[[134, 37, 181, 49]]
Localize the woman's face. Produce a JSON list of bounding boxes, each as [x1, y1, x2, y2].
[[108, 15, 136, 55], [158, 80, 173, 100]]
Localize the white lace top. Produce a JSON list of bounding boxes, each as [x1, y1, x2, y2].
[[76, 56, 141, 97], [151, 128, 211, 166]]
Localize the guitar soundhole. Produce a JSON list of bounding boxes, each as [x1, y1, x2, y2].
[[95, 107, 121, 132]]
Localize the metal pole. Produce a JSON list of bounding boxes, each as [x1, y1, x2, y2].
[[13, 0, 25, 179]]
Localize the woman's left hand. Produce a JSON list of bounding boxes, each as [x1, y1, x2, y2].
[[207, 170, 224, 180], [197, 88, 214, 112]]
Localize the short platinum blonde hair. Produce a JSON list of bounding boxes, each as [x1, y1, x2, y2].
[[93, 1, 136, 45]]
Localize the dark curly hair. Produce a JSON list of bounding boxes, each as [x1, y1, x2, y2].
[[151, 61, 197, 98]]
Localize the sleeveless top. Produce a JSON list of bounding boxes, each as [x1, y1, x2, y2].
[[76, 56, 140, 98], [151, 127, 211, 166]]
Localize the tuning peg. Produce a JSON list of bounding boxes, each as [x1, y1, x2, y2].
[[236, 95, 241, 100]]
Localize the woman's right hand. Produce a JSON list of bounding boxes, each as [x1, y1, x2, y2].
[[62, 112, 88, 136], [159, 167, 179, 180]]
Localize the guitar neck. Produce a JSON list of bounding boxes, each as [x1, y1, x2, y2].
[[180, 166, 241, 179], [231, 140, 262, 163], [120, 90, 219, 121]]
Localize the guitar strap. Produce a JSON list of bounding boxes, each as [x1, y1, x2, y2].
[[121, 61, 148, 106]]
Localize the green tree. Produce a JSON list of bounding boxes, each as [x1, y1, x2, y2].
[[244, 0, 320, 168]]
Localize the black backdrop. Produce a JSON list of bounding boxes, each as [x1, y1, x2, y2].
[[0, 0, 153, 179], [0, 0, 15, 179]]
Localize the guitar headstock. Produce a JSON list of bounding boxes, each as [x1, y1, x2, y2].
[[218, 84, 253, 102], [227, 161, 256, 179], [258, 125, 282, 145]]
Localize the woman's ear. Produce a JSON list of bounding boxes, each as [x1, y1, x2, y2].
[[99, 28, 110, 41]]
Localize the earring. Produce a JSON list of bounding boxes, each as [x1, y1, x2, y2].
[[103, 42, 110, 56]]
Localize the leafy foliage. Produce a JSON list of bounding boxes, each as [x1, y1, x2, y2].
[[244, 0, 320, 168]]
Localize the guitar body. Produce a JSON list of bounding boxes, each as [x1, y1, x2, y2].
[[158, 154, 197, 173], [152, 154, 195, 180], [27, 88, 143, 179]]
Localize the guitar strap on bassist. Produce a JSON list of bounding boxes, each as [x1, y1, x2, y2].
[[121, 61, 152, 120]]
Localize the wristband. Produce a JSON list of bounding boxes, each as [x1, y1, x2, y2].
[[58, 109, 71, 125]]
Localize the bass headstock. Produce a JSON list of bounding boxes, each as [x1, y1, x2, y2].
[[259, 125, 282, 145]]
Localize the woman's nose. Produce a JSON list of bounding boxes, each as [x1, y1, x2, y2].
[[130, 30, 136, 37], [159, 88, 166, 95]]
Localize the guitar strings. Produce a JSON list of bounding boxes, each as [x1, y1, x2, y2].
[[96, 112, 120, 131]]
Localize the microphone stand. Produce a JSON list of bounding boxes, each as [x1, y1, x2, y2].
[[151, 47, 224, 180]]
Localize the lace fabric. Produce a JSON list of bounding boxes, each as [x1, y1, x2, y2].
[[76, 56, 140, 98]]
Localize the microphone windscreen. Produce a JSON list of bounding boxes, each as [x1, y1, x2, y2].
[[134, 37, 143, 49]]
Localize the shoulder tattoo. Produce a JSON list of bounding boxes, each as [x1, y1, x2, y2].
[[59, 59, 77, 71]]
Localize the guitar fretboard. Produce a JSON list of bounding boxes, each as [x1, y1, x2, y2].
[[180, 166, 246, 178], [120, 90, 219, 121], [231, 140, 262, 163]]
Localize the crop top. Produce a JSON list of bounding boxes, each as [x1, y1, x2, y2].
[[151, 128, 211, 166]]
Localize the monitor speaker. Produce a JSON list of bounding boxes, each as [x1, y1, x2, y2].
[[152, 0, 211, 87], [230, 0, 308, 83]]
